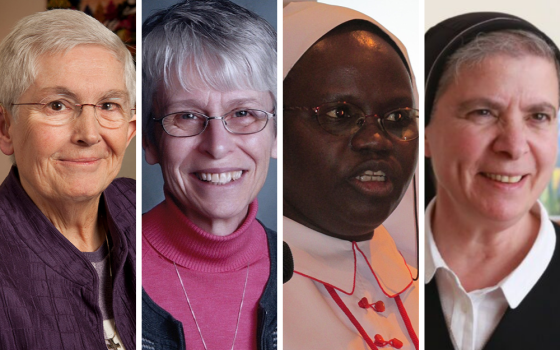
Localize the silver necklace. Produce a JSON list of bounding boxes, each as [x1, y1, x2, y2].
[[174, 262, 250, 350], [104, 234, 121, 350]]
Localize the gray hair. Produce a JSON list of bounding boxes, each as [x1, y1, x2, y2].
[[142, 0, 277, 140], [435, 30, 560, 105], [0, 9, 136, 118]]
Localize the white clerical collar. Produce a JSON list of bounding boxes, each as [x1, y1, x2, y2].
[[425, 198, 556, 308], [284, 217, 414, 297]]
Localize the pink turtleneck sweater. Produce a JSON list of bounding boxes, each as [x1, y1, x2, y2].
[[143, 199, 270, 350]]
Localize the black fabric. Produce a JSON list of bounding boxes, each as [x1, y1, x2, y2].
[[424, 12, 560, 204], [425, 221, 560, 349], [142, 225, 277, 350]]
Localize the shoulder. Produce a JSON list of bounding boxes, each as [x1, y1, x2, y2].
[[106, 177, 136, 205]]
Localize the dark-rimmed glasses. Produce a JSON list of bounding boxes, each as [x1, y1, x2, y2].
[[154, 109, 276, 137], [284, 101, 419, 141], [12, 99, 134, 129]]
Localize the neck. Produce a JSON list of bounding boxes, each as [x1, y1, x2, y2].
[[431, 196, 539, 292], [21, 179, 104, 252], [283, 200, 374, 241]]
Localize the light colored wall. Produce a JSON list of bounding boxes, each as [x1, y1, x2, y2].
[[0, 0, 136, 181], [425, 0, 560, 46]]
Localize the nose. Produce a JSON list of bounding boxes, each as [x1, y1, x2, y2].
[[350, 115, 393, 153], [198, 118, 235, 159], [71, 104, 102, 146], [491, 117, 529, 159]]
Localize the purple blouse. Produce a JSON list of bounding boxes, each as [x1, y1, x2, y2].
[[0, 167, 136, 350]]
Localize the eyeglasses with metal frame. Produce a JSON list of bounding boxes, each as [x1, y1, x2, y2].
[[153, 108, 276, 137], [12, 99, 135, 129], [284, 101, 419, 141]]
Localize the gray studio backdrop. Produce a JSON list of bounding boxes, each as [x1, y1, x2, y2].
[[141, 0, 278, 230]]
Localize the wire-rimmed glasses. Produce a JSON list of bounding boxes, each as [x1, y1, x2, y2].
[[285, 101, 419, 141], [12, 99, 134, 129], [154, 108, 276, 137]]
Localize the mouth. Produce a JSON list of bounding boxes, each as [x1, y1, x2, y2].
[[195, 170, 243, 185], [355, 170, 386, 182], [482, 172, 524, 184]]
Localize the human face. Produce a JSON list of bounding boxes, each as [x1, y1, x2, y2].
[[426, 54, 559, 225], [145, 87, 277, 235], [0, 45, 136, 206], [283, 28, 418, 240]]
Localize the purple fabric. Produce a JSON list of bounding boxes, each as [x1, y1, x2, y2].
[[0, 167, 136, 350]]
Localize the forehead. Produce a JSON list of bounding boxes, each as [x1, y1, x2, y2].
[[28, 45, 126, 99], [284, 29, 413, 108], [435, 54, 559, 111], [162, 79, 274, 112]]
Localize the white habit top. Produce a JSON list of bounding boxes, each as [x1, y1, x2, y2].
[[284, 217, 419, 350]]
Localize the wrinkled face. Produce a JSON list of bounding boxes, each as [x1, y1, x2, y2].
[[145, 86, 277, 231], [426, 54, 559, 225], [0, 45, 136, 205], [283, 28, 418, 240]]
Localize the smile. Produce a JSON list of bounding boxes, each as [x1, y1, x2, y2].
[[355, 170, 386, 182], [483, 173, 523, 184], [196, 170, 243, 185]]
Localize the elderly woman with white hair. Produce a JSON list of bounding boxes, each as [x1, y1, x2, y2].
[[141, 1, 277, 349], [0, 9, 136, 350]]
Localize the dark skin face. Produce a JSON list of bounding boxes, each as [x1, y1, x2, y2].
[[284, 28, 418, 241]]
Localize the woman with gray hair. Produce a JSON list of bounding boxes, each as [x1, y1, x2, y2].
[[425, 12, 560, 349], [141, 1, 277, 349], [0, 9, 136, 350]]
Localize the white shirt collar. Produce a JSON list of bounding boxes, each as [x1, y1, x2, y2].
[[425, 198, 556, 308], [284, 217, 414, 297]]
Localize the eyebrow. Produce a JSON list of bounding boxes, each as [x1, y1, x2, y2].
[[167, 97, 266, 112], [37, 87, 128, 103], [457, 98, 557, 116]]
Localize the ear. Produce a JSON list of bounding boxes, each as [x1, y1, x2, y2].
[[143, 134, 159, 165], [125, 111, 137, 147], [0, 105, 14, 156], [271, 136, 277, 159]]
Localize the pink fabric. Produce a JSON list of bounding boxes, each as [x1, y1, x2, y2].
[[143, 199, 270, 350]]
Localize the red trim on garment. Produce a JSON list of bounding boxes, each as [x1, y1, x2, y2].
[[325, 285, 379, 350], [394, 295, 418, 350], [354, 242, 413, 298], [293, 240, 413, 298], [293, 244, 358, 295]]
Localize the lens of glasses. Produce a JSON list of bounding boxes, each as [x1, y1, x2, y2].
[[162, 109, 270, 137], [94, 102, 128, 129], [37, 100, 127, 128], [382, 108, 419, 141], [223, 109, 269, 134], [315, 102, 419, 141], [162, 112, 207, 137]]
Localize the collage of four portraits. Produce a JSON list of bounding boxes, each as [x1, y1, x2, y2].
[[0, 0, 559, 349]]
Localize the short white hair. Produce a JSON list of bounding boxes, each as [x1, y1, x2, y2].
[[142, 0, 277, 140], [0, 9, 136, 118]]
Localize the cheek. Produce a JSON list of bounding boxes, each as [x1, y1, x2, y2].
[[14, 122, 60, 159]]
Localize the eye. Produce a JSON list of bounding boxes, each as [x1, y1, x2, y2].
[[46, 100, 70, 112], [386, 111, 404, 122], [324, 105, 354, 119], [473, 109, 492, 116], [178, 112, 198, 120], [531, 113, 551, 123], [233, 110, 250, 118], [99, 102, 121, 111]]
